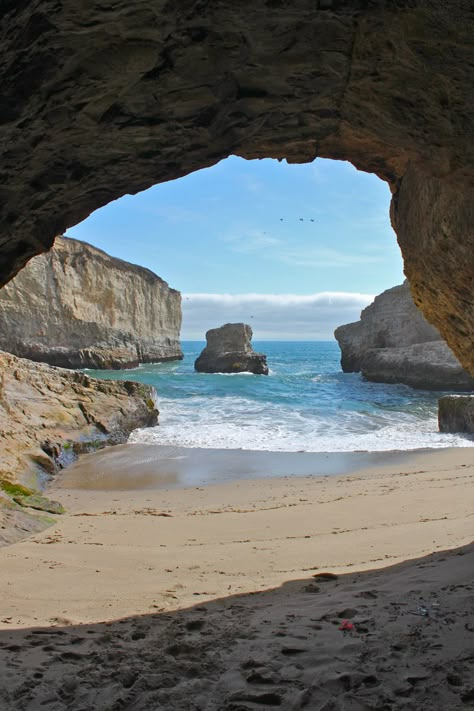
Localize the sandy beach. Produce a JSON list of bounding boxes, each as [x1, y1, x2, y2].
[[0, 446, 473, 709]]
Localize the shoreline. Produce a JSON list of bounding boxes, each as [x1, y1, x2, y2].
[[52, 442, 473, 491], [0, 446, 472, 630]]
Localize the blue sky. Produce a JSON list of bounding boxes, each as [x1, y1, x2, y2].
[[67, 156, 404, 339]]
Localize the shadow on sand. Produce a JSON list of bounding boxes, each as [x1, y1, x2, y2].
[[0, 543, 473, 710]]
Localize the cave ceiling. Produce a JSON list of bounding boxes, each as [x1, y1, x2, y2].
[[0, 0, 473, 371]]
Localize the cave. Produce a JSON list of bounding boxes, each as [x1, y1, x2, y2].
[[0, 0, 472, 372]]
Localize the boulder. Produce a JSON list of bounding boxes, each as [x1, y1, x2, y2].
[[0, 236, 183, 369], [438, 396, 474, 434], [335, 283, 474, 391], [195, 323, 268, 375]]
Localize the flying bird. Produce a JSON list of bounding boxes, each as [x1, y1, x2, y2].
[[279, 218, 284, 221], [310, 219, 315, 222], [299, 218, 304, 221]]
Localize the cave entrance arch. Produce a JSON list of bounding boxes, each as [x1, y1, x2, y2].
[[67, 155, 404, 328], [0, 1, 472, 372]]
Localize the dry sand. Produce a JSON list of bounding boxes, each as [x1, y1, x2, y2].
[[0, 446, 473, 709]]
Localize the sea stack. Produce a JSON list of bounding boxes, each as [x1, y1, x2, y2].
[[335, 281, 474, 391], [195, 323, 268, 375], [0, 236, 183, 369]]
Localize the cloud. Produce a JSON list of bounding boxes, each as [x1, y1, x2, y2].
[[181, 292, 374, 340]]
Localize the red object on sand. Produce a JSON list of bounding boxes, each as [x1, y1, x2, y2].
[[339, 620, 355, 632]]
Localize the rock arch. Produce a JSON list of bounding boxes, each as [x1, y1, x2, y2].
[[0, 1, 472, 371]]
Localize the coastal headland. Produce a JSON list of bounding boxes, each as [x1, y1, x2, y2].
[[0, 446, 472, 709]]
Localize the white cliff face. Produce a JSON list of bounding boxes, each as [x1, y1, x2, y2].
[[334, 282, 440, 372], [335, 282, 474, 391], [0, 236, 182, 369]]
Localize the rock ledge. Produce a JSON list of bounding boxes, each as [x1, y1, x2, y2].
[[0, 350, 159, 486]]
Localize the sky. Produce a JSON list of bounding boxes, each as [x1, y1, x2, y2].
[[67, 156, 405, 340]]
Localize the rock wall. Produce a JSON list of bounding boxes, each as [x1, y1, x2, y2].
[[0, 236, 183, 369], [0, 2, 472, 374], [335, 282, 474, 391], [0, 350, 159, 486]]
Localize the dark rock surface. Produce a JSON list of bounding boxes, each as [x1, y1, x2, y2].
[[335, 282, 474, 391], [0, 236, 182, 369], [195, 323, 268, 375], [0, 3, 472, 373], [438, 395, 474, 434]]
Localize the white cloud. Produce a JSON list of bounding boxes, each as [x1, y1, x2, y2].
[[181, 292, 374, 340]]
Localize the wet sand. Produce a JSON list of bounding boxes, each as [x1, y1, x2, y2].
[[55, 442, 450, 490], [0, 446, 472, 709]]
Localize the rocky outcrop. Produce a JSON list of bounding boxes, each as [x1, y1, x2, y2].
[[0, 3, 472, 374], [335, 282, 474, 391], [195, 323, 268, 375], [0, 236, 182, 369], [335, 283, 440, 373], [0, 350, 159, 487], [360, 343, 474, 391], [438, 395, 474, 434]]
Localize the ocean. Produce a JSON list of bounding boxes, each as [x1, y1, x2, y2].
[[87, 341, 473, 453]]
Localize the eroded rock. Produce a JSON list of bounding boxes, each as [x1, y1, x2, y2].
[[0, 236, 182, 369], [335, 282, 474, 391], [0, 350, 159, 485], [195, 323, 268, 375], [0, 3, 472, 373]]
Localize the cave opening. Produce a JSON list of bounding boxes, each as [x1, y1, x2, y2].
[[65, 155, 404, 342], [0, 5, 472, 688]]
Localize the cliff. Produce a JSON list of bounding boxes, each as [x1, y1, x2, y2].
[[0, 236, 183, 369], [335, 282, 474, 391]]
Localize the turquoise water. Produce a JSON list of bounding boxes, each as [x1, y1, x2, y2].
[[88, 341, 473, 452]]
